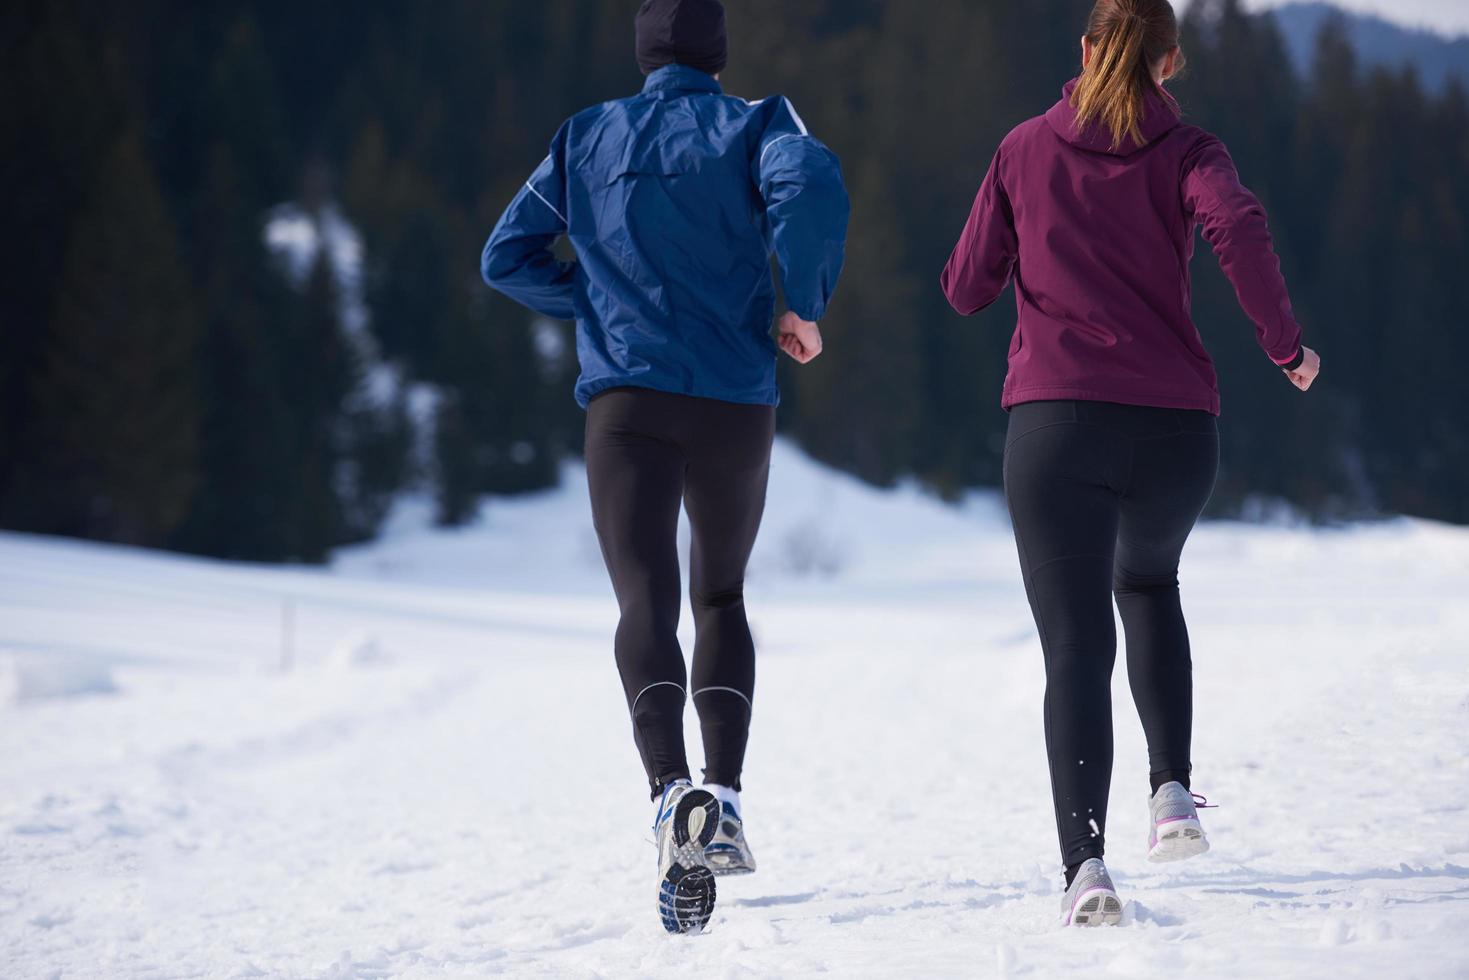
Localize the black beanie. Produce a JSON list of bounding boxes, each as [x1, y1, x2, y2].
[[635, 0, 728, 77]]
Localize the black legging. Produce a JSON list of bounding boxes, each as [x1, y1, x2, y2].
[[1003, 400, 1219, 870], [585, 387, 775, 798]]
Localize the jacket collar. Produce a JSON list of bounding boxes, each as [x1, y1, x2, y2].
[[1046, 77, 1181, 155], [642, 64, 723, 97]]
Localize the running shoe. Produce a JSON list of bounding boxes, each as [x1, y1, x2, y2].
[[1060, 857, 1124, 927], [654, 782, 720, 934], [704, 801, 757, 876], [1147, 781, 1211, 862]]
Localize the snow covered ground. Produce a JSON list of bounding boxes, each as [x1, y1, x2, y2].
[[3, 441, 1467, 979]]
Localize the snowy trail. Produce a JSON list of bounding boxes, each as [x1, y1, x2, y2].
[[3, 443, 1468, 978]]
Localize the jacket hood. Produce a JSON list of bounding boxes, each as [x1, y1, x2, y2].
[[1045, 78, 1181, 155]]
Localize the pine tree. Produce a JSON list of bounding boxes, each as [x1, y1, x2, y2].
[[433, 394, 479, 527], [0, 0, 130, 530], [38, 130, 201, 545], [1425, 79, 1469, 523], [171, 144, 303, 560], [169, 12, 306, 560], [782, 164, 922, 486], [279, 251, 354, 562], [1292, 14, 1358, 283], [335, 345, 413, 545]]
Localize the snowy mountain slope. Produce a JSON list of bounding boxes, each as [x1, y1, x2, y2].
[[2, 441, 1468, 978]]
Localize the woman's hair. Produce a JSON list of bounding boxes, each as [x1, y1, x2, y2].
[[1070, 0, 1184, 150]]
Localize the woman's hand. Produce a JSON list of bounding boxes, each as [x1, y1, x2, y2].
[[1284, 346, 1320, 391], [777, 311, 823, 364]]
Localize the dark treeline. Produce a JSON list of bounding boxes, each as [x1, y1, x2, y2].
[[3, 0, 1466, 563]]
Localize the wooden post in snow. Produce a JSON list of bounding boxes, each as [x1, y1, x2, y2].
[[281, 597, 295, 672]]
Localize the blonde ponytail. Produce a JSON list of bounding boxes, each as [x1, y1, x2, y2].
[[1070, 0, 1183, 150]]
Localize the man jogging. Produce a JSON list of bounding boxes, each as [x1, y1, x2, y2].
[[481, 0, 849, 935]]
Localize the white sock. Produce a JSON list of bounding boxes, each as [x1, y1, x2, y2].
[[704, 782, 741, 815]]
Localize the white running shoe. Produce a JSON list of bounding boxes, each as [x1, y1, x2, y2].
[[704, 800, 757, 876], [653, 782, 720, 934], [1147, 781, 1211, 863], [1060, 857, 1124, 927]]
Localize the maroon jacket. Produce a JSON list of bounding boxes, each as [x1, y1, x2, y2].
[[941, 80, 1304, 414]]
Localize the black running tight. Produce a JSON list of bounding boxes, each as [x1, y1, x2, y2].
[[585, 387, 775, 799], [1003, 400, 1219, 869]]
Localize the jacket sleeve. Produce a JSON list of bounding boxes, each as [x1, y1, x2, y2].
[[755, 97, 850, 322], [1182, 135, 1303, 366], [940, 148, 1017, 315], [481, 126, 577, 321]]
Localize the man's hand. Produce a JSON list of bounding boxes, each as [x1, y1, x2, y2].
[[777, 311, 823, 364], [1284, 346, 1320, 391]]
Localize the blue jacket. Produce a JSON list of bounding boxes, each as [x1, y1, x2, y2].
[[481, 64, 850, 408]]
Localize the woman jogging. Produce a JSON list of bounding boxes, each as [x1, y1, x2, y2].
[[941, 0, 1320, 927], [481, 0, 849, 935]]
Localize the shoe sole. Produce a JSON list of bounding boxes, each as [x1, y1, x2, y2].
[[658, 789, 719, 935], [705, 841, 756, 876], [1065, 886, 1124, 927], [1147, 816, 1210, 863]]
